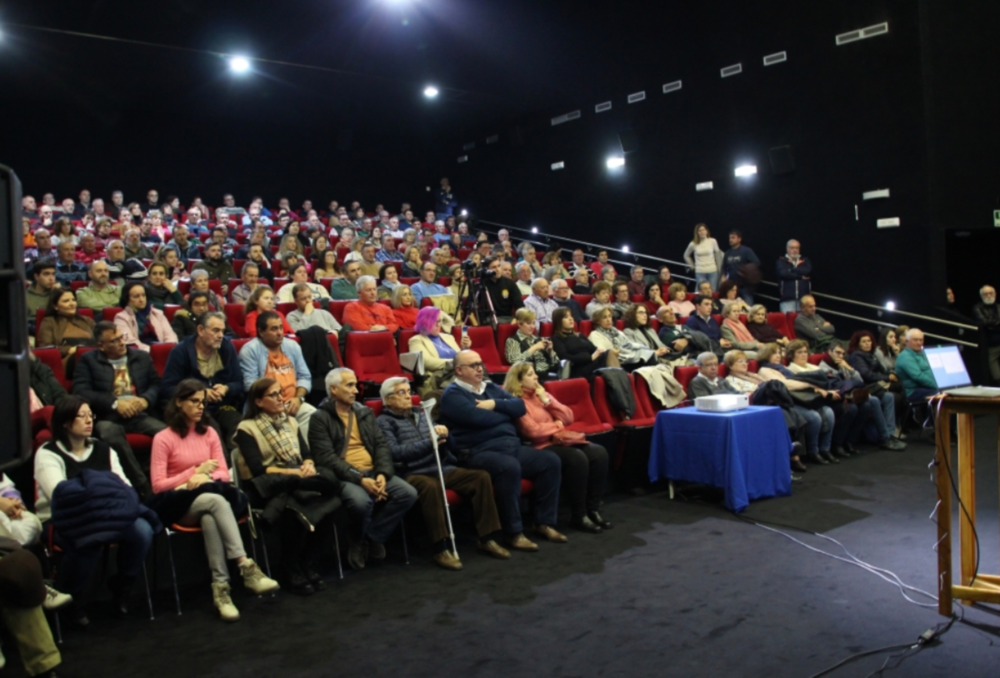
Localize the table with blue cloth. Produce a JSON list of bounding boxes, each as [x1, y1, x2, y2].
[[648, 405, 792, 512]]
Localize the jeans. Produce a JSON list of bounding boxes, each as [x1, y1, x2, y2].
[[738, 288, 755, 306], [793, 405, 834, 454], [54, 517, 155, 597], [465, 445, 562, 534], [780, 300, 801, 313], [695, 271, 720, 292], [873, 392, 896, 440], [339, 475, 417, 545]]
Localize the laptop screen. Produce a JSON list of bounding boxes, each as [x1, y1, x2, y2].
[[923, 346, 972, 389]]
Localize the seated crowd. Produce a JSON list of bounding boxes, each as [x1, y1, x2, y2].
[[11, 188, 946, 677]]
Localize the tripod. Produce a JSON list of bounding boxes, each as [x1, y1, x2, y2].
[[455, 272, 498, 331]]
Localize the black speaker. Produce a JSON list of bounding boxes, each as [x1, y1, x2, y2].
[[769, 145, 795, 174], [619, 130, 638, 154], [337, 129, 353, 151], [0, 164, 31, 472], [508, 126, 523, 147]]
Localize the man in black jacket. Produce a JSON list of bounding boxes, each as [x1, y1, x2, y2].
[[974, 285, 1000, 384], [308, 368, 417, 570], [481, 257, 523, 324], [72, 321, 165, 492]]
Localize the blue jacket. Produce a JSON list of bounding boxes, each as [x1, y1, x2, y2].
[[52, 468, 162, 550], [377, 408, 457, 476], [895, 347, 937, 396], [722, 245, 760, 282], [439, 382, 526, 455], [162, 240, 202, 264], [775, 256, 812, 302], [685, 314, 722, 343], [238, 337, 312, 393], [160, 336, 245, 410]]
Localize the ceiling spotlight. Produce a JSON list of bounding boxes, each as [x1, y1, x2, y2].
[[734, 164, 757, 177], [531, 226, 538, 234], [229, 56, 251, 73], [424, 86, 439, 98], [622, 245, 630, 253], [885, 301, 896, 311], [460, 209, 468, 216], [606, 156, 625, 169]]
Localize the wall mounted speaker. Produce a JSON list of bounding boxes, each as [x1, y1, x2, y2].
[[769, 145, 795, 174]]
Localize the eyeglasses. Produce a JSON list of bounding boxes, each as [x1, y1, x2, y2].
[[392, 389, 412, 398], [75, 412, 94, 421], [459, 362, 485, 371], [264, 390, 284, 400]]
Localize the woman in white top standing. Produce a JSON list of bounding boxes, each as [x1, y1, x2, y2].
[[682, 223, 723, 292]]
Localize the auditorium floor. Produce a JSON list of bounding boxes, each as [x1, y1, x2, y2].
[[12, 419, 1000, 677]]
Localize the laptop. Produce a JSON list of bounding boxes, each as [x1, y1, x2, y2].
[[924, 345, 1000, 397]]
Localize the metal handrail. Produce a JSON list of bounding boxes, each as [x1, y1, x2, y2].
[[476, 219, 980, 338]]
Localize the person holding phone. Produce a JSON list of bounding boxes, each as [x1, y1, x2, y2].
[[504, 309, 561, 381]]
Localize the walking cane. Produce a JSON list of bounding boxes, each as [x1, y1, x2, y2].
[[419, 398, 459, 560]]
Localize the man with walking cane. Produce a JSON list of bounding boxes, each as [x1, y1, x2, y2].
[[376, 377, 510, 570]]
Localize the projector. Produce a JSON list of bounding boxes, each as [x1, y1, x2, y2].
[[694, 394, 750, 412]]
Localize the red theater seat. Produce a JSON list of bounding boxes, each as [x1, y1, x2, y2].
[[345, 331, 410, 387], [544, 379, 613, 435], [452, 326, 507, 374]]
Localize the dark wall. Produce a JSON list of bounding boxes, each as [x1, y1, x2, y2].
[[444, 1, 996, 316]]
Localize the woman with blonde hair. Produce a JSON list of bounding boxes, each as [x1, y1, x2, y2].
[[719, 301, 759, 358], [503, 362, 611, 533], [402, 245, 424, 278], [244, 286, 293, 338], [682, 222, 723, 291], [390, 284, 420, 329], [666, 282, 695, 317]]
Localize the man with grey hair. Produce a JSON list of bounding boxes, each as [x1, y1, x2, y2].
[[375, 233, 404, 262], [515, 262, 533, 296], [163, 224, 201, 264], [551, 278, 584, 322], [627, 265, 647, 297], [776, 239, 812, 313], [104, 239, 129, 282], [518, 243, 544, 277], [309, 368, 418, 570], [330, 260, 362, 300], [376, 376, 508, 570], [524, 278, 558, 326], [411, 261, 452, 304], [973, 285, 1000, 383], [499, 261, 513, 279], [342, 274, 399, 332], [894, 328, 942, 403], [687, 352, 738, 399]]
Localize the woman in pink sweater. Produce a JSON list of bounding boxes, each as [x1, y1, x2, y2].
[[150, 379, 278, 622], [503, 362, 611, 535]]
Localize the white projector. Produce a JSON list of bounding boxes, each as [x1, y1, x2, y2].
[[694, 394, 750, 412]]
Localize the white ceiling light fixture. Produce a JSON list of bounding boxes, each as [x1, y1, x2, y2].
[[229, 56, 251, 73], [606, 156, 625, 169], [423, 85, 439, 98], [622, 245, 630, 253], [734, 165, 757, 177], [531, 226, 538, 234]]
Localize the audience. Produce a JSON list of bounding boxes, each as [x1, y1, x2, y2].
[[187, 269, 227, 311], [149, 378, 278, 622], [776, 239, 812, 313], [655, 306, 700, 362], [875, 327, 901, 373], [551, 278, 584, 322], [440, 350, 566, 550], [622, 304, 672, 364], [686, 295, 730, 349], [666, 282, 695, 317], [551, 308, 618, 378], [37, 289, 95, 364], [277, 263, 330, 303], [411, 261, 452, 305], [330, 261, 363, 300], [721, 229, 760, 305], [687, 352, 735, 398], [343, 275, 399, 332], [287, 284, 342, 335], [718, 302, 759, 358], [794, 295, 836, 352], [409, 306, 470, 395], [377, 377, 508, 570], [894, 328, 940, 404], [76, 259, 120, 313], [717, 279, 750, 313], [144, 262, 184, 310], [590, 307, 663, 370], [586, 281, 614, 319], [973, 285, 1000, 383], [308, 368, 418, 571], [244, 287, 293, 338], [236, 378, 343, 593], [482, 258, 524, 323], [390, 284, 420, 330], [746, 304, 790, 347], [504, 308, 561, 378], [643, 282, 666, 315], [524, 278, 558, 326], [115, 281, 178, 350], [503, 362, 611, 533]]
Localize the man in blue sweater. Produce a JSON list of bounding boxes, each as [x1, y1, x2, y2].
[[722, 230, 761, 305], [439, 350, 566, 551]]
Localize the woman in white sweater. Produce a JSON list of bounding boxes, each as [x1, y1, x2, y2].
[[682, 222, 723, 292]]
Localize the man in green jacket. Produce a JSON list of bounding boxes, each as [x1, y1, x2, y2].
[[894, 328, 940, 403], [75, 260, 120, 313], [192, 242, 236, 297], [329, 261, 362, 300]]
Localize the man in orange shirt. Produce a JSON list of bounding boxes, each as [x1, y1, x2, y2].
[[342, 276, 399, 332]]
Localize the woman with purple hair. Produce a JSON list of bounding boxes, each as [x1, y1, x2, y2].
[[407, 306, 471, 396]]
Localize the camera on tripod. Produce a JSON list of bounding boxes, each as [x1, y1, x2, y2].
[[461, 258, 495, 281]]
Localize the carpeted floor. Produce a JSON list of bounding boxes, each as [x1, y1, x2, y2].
[[7, 419, 1000, 677]]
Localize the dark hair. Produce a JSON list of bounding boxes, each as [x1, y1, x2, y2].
[[693, 294, 712, 307], [119, 281, 147, 308], [93, 320, 117, 341], [44, 287, 79, 318], [244, 378, 278, 419], [645, 282, 661, 301], [378, 263, 397, 281], [717, 279, 738, 300], [622, 303, 648, 329], [186, 290, 211, 311], [32, 257, 56, 278], [286, 262, 306, 278], [165, 378, 209, 437], [291, 282, 312, 300], [612, 281, 628, 296], [256, 310, 280, 334], [730, 229, 743, 238], [552, 307, 575, 336], [877, 327, 898, 356], [51, 395, 90, 448], [848, 330, 877, 354]]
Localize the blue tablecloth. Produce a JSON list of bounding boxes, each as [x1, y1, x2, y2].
[[648, 405, 792, 512]]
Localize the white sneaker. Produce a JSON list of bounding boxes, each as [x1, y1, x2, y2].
[[240, 559, 280, 594], [42, 584, 73, 611], [211, 582, 240, 622]]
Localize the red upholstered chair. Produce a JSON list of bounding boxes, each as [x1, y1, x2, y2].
[[149, 342, 175, 376], [32, 348, 68, 389], [633, 372, 664, 414], [397, 329, 417, 357], [579, 320, 593, 336], [163, 305, 181, 322], [495, 323, 519, 365], [273, 277, 290, 293], [225, 304, 247, 338], [452, 326, 507, 375], [327, 334, 344, 368], [70, 280, 88, 291], [592, 373, 657, 473], [572, 294, 593, 309], [539, 323, 554, 338], [767, 312, 792, 339], [344, 331, 410, 392], [808, 353, 825, 365], [673, 366, 700, 398], [614, 320, 625, 331], [543, 379, 613, 435], [276, 302, 296, 317], [232, 259, 246, 275], [784, 312, 798, 339], [102, 307, 122, 322], [231, 338, 252, 354], [328, 301, 351, 324]]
